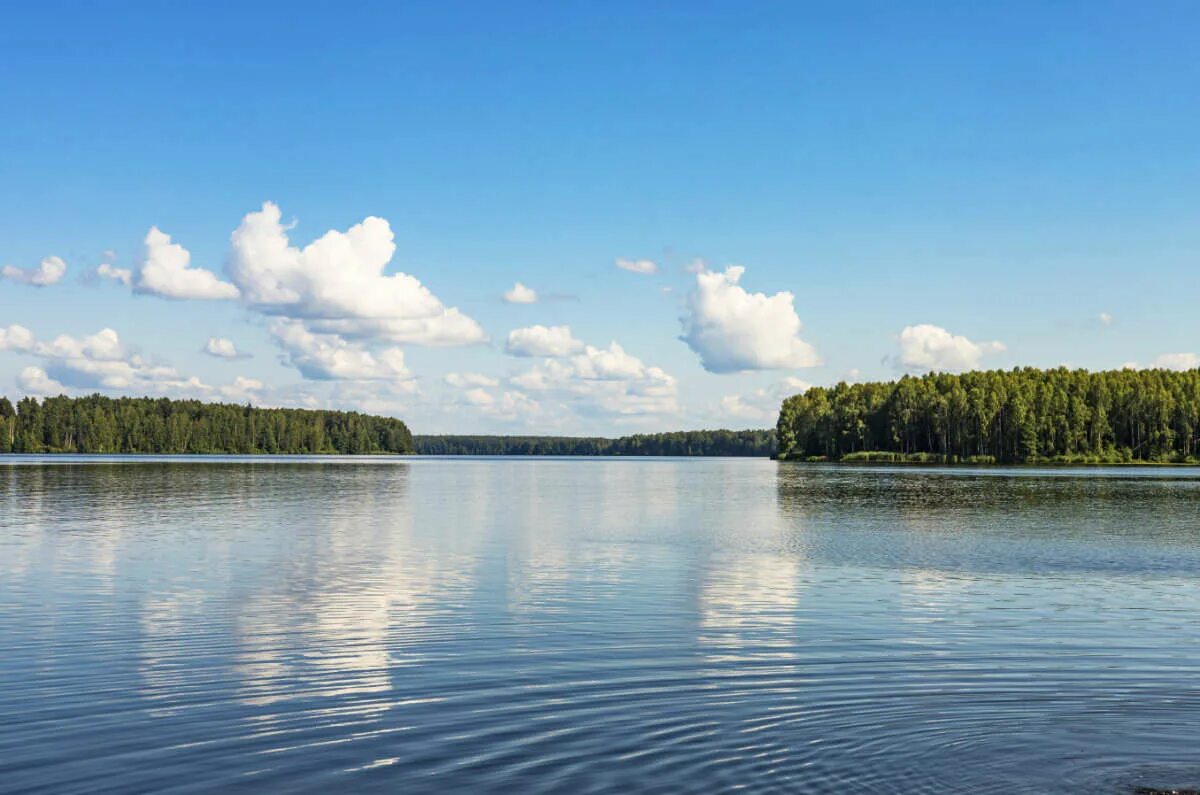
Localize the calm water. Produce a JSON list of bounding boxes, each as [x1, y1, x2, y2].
[[2, 457, 1200, 794]]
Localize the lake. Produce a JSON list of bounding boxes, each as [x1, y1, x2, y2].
[[2, 457, 1199, 793]]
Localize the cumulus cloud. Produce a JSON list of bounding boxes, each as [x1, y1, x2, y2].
[[510, 340, 678, 416], [2, 256, 67, 287], [36, 328, 127, 362], [4, 324, 276, 404], [444, 372, 500, 388], [894, 324, 1005, 373], [718, 376, 814, 423], [135, 227, 239, 300], [1149, 353, 1200, 371], [0, 324, 37, 353], [17, 366, 67, 395], [269, 320, 411, 382], [203, 337, 247, 359], [505, 324, 585, 357], [218, 376, 264, 402], [3, 324, 217, 395], [228, 202, 484, 346], [462, 388, 494, 407], [96, 262, 133, 286], [615, 257, 657, 275], [719, 395, 767, 420], [503, 282, 538, 304], [681, 265, 820, 373]]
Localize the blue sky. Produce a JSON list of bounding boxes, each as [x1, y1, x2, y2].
[[1, 1, 1197, 434]]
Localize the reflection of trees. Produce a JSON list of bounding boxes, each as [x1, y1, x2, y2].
[[775, 462, 1200, 544]]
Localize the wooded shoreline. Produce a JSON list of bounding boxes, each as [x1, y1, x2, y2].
[[776, 367, 1200, 465]]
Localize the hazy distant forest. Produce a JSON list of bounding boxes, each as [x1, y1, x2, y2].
[[0, 394, 772, 457], [776, 368, 1200, 464], [414, 430, 775, 457], [0, 395, 413, 454]]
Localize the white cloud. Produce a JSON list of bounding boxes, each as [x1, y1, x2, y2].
[[135, 227, 239, 300], [616, 257, 657, 275], [493, 390, 540, 419], [718, 377, 814, 423], [203, 337, 247, 359], [1150, 352, 1199, 371], [719, 395, 768, 421], [510, 341, 678, 416], [36, 328, 126, 362], [96, 262, 133, 286], [506, 324, 585, 357], [895, 324, 1005, 373], [269, 320, 411, 382], [218, 376, 264, 402], [503, 282, 538, 304], [462, 388, 495, 407], [778, 376, 814, 393], [228, 202, 484, 346], [681, 265, 820, 373], [5, 325, 199, 393], [1098, 312, 1114, 326], [17, 366, 67, 395], [2, 256, 67, 287], [0, 325, 36, 353], [4, 324, 275, 404], [444, 372, 499, 388]]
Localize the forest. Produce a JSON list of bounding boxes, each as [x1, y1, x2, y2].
[[776, 367, 1200, 464], [415, 430, 775, 457], [0, 394, 413, 454]]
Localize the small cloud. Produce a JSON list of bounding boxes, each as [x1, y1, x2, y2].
[[683, 258, 706, 274], [445, 372, 500, 388], [1150, 352, 1199, 371], [892, 324, 1005, 373], [95, 262, 133, 287], [462, 388, 495, 407], [681, 265, 820, 373], [779, 376, 814, 393], [717, 377, 814, 423], [503, 281, 538, 304], [615, 257, 658, 275], [719, 395, 768, 420], [137, 227, 240, 300], [1098, 312, 1114, 327], [2, 256, 67, 287], [17, 366, 67, 396], [505, 324, 585, 357], [218, 376, 264, 402], [203, 337, 249, 360]]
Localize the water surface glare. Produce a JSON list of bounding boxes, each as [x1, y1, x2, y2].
[[2, 456, 1200, 793]]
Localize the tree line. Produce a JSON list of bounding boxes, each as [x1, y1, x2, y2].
[[776, 367, 1200, 464], [415, 429, 776, 457], [0, 394, 413, 454]]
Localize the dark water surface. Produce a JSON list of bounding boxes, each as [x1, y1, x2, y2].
[[3, 456, 1200, 793]]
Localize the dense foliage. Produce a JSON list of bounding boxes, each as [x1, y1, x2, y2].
[[0, 394, 413, 454], [776, 368, 1200, 464], [416, 429, 775, 457]]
